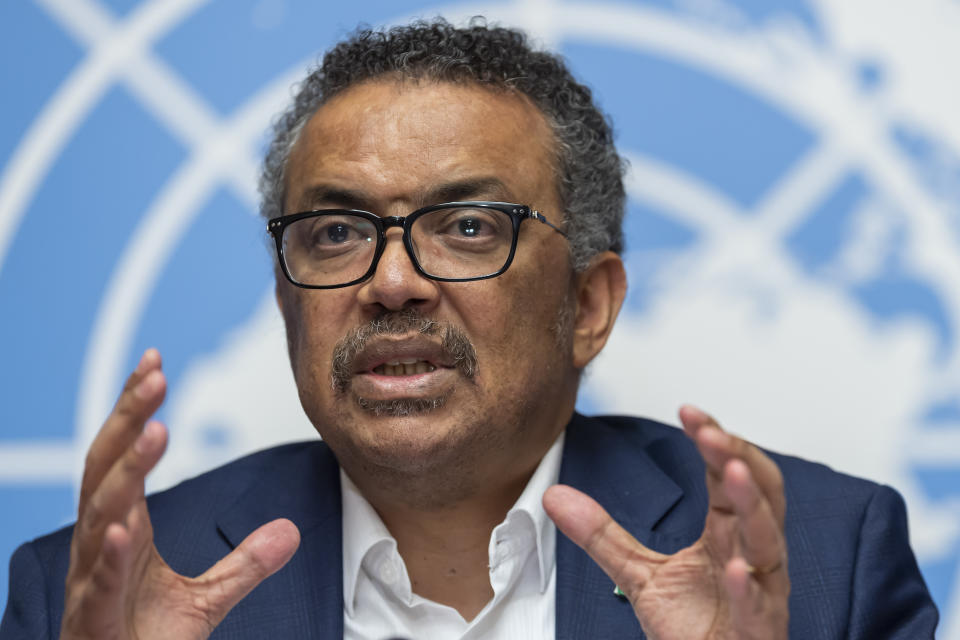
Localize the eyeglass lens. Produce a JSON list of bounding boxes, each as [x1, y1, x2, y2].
[[280, 206, 515, 286]]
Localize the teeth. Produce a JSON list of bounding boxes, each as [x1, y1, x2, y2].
[[373, 361, 437, 376]]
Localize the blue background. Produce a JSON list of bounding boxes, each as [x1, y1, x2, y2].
[[2, 0, 958, 633]]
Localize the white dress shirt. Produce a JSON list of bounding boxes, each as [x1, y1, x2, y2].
[[342, 432, 565, 640]]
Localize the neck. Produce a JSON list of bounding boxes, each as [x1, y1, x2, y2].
[[335, 400, 573, 619], [351, 461, 534, 620]]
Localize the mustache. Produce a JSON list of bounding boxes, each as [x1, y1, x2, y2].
[[330, 308, 478, 392]]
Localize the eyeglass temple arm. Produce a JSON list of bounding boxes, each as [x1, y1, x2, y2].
[[529, 210, 568, 237]]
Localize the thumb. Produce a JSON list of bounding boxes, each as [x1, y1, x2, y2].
[[543, 485, 664, 593], [193, 518, 300, 627]]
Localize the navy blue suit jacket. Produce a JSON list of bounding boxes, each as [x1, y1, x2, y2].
[[2, 414, 939, 638]]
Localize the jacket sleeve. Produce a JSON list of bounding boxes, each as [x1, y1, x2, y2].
[[846, 485, 939, 638], [0, 542, 53, 640]]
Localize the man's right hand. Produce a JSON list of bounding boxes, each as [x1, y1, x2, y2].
[[61, 349, 301, 640]]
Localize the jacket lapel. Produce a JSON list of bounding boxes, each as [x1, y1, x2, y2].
[[215, 442, 344, 639], [555, 414, 700, 640], [210, 417, 705, 639]]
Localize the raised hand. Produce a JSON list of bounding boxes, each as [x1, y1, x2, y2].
[[543, 405, 789, 640], [60, 349, 301, 640]]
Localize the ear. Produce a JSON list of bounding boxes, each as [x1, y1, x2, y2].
[[572, 251, 627, 369]]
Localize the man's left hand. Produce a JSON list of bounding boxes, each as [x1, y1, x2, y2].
[[543, 405, 789, 639]]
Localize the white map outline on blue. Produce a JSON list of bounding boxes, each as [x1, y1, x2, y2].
[[0, 0, 958, 634]]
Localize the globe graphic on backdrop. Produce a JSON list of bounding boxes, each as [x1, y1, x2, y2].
[[1, 0, 959, 633]]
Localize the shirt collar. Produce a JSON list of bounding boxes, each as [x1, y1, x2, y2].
[[499, 429, 564, 593], [341, 469, 395, 617], [340, 430, 566, 615]]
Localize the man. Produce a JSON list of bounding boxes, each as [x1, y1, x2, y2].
[[1, 19, 938, 639]]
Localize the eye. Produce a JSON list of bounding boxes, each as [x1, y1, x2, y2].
[[456, 217, 485, 237], [325, 222, 351, 244], [435, 209, 500, 239], [310, 218, 372, 246]]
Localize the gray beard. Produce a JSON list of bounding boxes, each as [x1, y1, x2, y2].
[[355, 395, 447, 417], [330, 308, 478, 394], [322, 290, 577, 509]]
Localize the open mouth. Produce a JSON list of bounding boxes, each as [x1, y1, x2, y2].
[[350, 351, 454, 402], [332, 328, 476, 396], [372, 359, 438, 376]]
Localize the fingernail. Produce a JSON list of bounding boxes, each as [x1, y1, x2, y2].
[[133, 370, 160, 399], [699, 425, 728, 447], [681, 404, 706, 420], [134, 350, 151, 374], [135, 422, 159, 455]]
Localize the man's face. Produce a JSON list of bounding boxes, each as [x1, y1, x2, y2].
[[276, 79, 582, 504]]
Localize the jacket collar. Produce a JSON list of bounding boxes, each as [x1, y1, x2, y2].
[[211, 414, 700, 639], [216, 441, 344, 639], [555, 413, 701, 640]]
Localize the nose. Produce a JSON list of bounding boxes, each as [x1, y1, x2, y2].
[[355, 229, 441, 314]]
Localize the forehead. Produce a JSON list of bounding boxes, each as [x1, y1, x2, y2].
[[284, 78, 560, 210]]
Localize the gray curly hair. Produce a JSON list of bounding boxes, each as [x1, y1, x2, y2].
[[259, 18, 626, 272]]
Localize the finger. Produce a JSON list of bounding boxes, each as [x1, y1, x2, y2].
[[678, 404, 719, 441], [724, 459, 788, 594], [724, 557, 789, 638], [79, 349, 165, 515], [88, 523, 133, 604], [74, 421, 167, 575], [679, 405, 785, 526], [63, 523, 133, 637], [191, 518, 301, 628], [543, 484, 665, 595], [124, 498, 155, 551]]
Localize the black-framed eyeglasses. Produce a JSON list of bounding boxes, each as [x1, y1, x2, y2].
[[267, 201, 567, 289]]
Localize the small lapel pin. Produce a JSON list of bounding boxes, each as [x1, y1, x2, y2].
[[613, 585, 627, 598]]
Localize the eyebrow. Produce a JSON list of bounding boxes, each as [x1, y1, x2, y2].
[[294, 177, 516, 214], [296, 185, 373, 212], [426, 177, 513, 204]]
